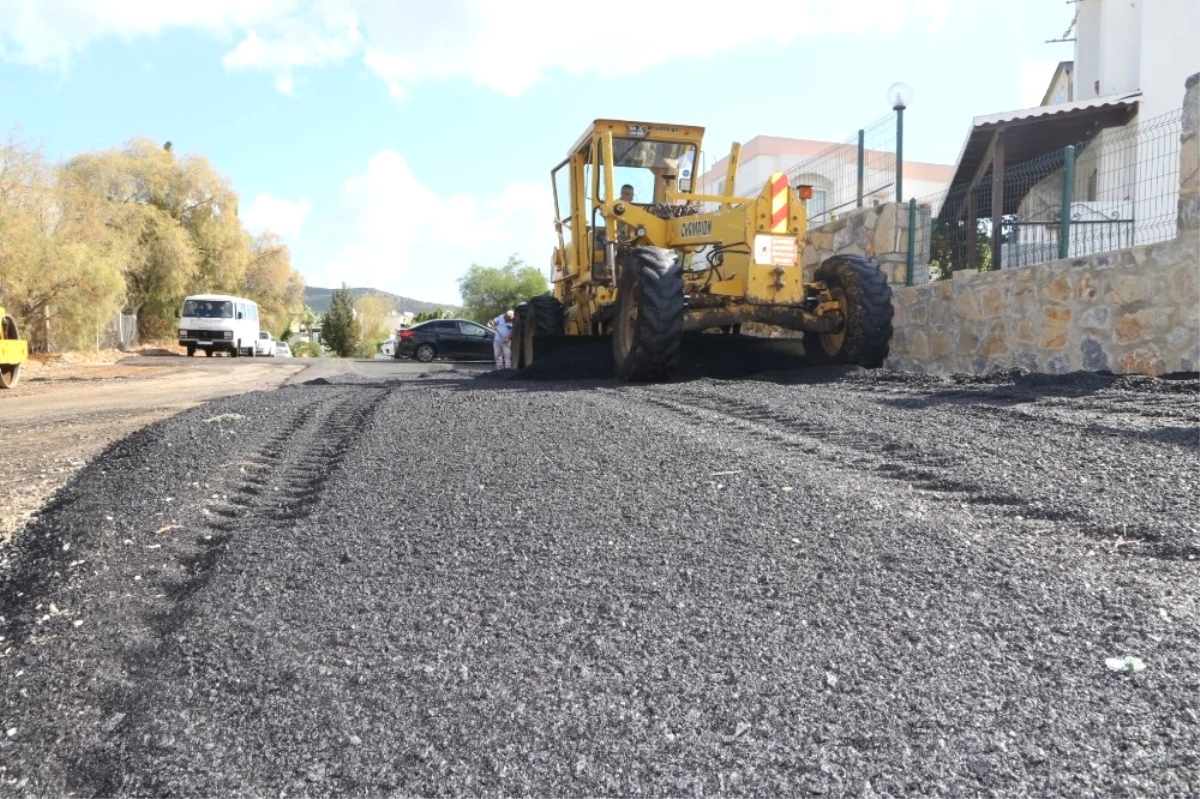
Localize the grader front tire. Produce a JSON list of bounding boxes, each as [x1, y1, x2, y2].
[[612, 246, 684, 383], [803, 254, 894, 368]]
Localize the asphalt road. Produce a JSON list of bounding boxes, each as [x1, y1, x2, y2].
[[0, 357, 1197, 796]]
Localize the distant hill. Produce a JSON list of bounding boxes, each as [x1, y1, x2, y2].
[[303, 286, 460, 315]]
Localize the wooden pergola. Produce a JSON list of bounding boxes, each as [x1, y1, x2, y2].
[[935, 91, 1141, 270]]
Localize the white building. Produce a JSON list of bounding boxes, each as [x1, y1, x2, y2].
[[1067, 0, 1199, 123], [937, 0, 1199, 269], [695, 135, 954, 225]]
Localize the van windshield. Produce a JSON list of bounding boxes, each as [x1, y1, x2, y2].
[[183, 300, 234, 319]]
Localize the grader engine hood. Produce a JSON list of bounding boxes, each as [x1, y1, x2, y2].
[[663, 174, 806, 305]]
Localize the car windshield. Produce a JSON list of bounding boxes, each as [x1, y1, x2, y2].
[[183, 300, 233, 319]]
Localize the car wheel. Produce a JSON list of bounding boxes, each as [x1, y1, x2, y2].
[[414, 343, 436, 363]]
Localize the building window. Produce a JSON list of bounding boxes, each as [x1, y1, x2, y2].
[[809, 188, 828, 218]]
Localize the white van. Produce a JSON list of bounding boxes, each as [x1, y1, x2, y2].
[[177, 293, 263, 357]]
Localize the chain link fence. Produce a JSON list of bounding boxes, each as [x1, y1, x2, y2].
[[910, 108, 1183, 284], [745, 113, 897, 227]]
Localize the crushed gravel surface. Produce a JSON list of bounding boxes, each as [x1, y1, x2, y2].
[[1, 359, 1197, 797]]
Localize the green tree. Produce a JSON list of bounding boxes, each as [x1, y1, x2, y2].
[[928, 217, 997, 280], [59, 136, 307, 341], [296, 304, 320, 340], [0, 133, 126, 352], [321, 283, 360, 357], [353, 291, 394, 357], [410, 308, 450, 324], [457, 254, 548, 323], [244, 232, 305, 335], [0, 129, 307, 352]]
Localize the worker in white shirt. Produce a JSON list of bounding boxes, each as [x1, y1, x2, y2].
[[491, 309, 515, 368]]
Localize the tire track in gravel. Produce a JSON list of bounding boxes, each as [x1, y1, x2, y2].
[[141, 388, 387, 632], [200, 387, 388, 531], [54, 387, 389, 797], [617, 383, 1199, 562]]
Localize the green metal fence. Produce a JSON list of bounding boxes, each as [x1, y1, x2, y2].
[[907, 108, 1184, 284]]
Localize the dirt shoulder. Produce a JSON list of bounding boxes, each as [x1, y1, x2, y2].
[[0, 350, 307, 544]]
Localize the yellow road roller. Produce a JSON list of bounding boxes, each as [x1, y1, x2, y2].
[[0, 307, 29, 389]]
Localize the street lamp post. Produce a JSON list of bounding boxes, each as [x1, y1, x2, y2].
[[888, 82, 913, 202]]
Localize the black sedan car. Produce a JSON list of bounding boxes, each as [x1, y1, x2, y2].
[[395, 318, 495, 362]]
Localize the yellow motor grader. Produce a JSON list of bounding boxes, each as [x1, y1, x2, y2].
[[0, 307, 28, 389], [510, 118, 894, 381]]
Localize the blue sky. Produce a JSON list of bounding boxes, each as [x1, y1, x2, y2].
[[0, 1, 1074, 306]]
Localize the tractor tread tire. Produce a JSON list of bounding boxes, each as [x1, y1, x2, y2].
[[615, 246, 684, 382], [527, 294, 565, 336], [511, 302, 529, 369], [521, 294, 565, 368], [805, 254, 894, 368]]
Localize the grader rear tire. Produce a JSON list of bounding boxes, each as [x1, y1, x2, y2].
[[1, 314, 22, 389], [521, 295, 564, 367], [612, 246, 684, 382], [803, 254, 894, 368]]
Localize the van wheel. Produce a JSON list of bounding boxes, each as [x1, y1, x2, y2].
[[205, 349, 213, 358], [186, 345, 195, 357]]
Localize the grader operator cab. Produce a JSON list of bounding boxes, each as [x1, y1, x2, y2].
[[0, 307, 28, 389], [509, 119, 894, 381]]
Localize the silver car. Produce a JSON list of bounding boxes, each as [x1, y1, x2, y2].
[[255, 331, 276, 357]]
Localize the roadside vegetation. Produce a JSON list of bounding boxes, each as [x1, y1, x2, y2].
[[1, 130, 552, 361], [457, 254, 549, 323], [0, 131, 306, 352]]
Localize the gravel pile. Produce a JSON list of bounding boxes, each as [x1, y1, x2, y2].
[[1, 369, 1197, 796]]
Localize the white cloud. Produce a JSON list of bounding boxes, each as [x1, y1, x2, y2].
[[2, 0, 954, 97], [275, 74, 295, 94], [1019, 58, 1058, 109], [0, 0, 299, 70], [298, 151, 554, 305], [242, 193, 313, 239]]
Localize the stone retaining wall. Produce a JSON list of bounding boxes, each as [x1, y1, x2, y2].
[[882, 72, 1200, 377], [801, 201, 922, 286], [884, 240, 1199, 375]]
